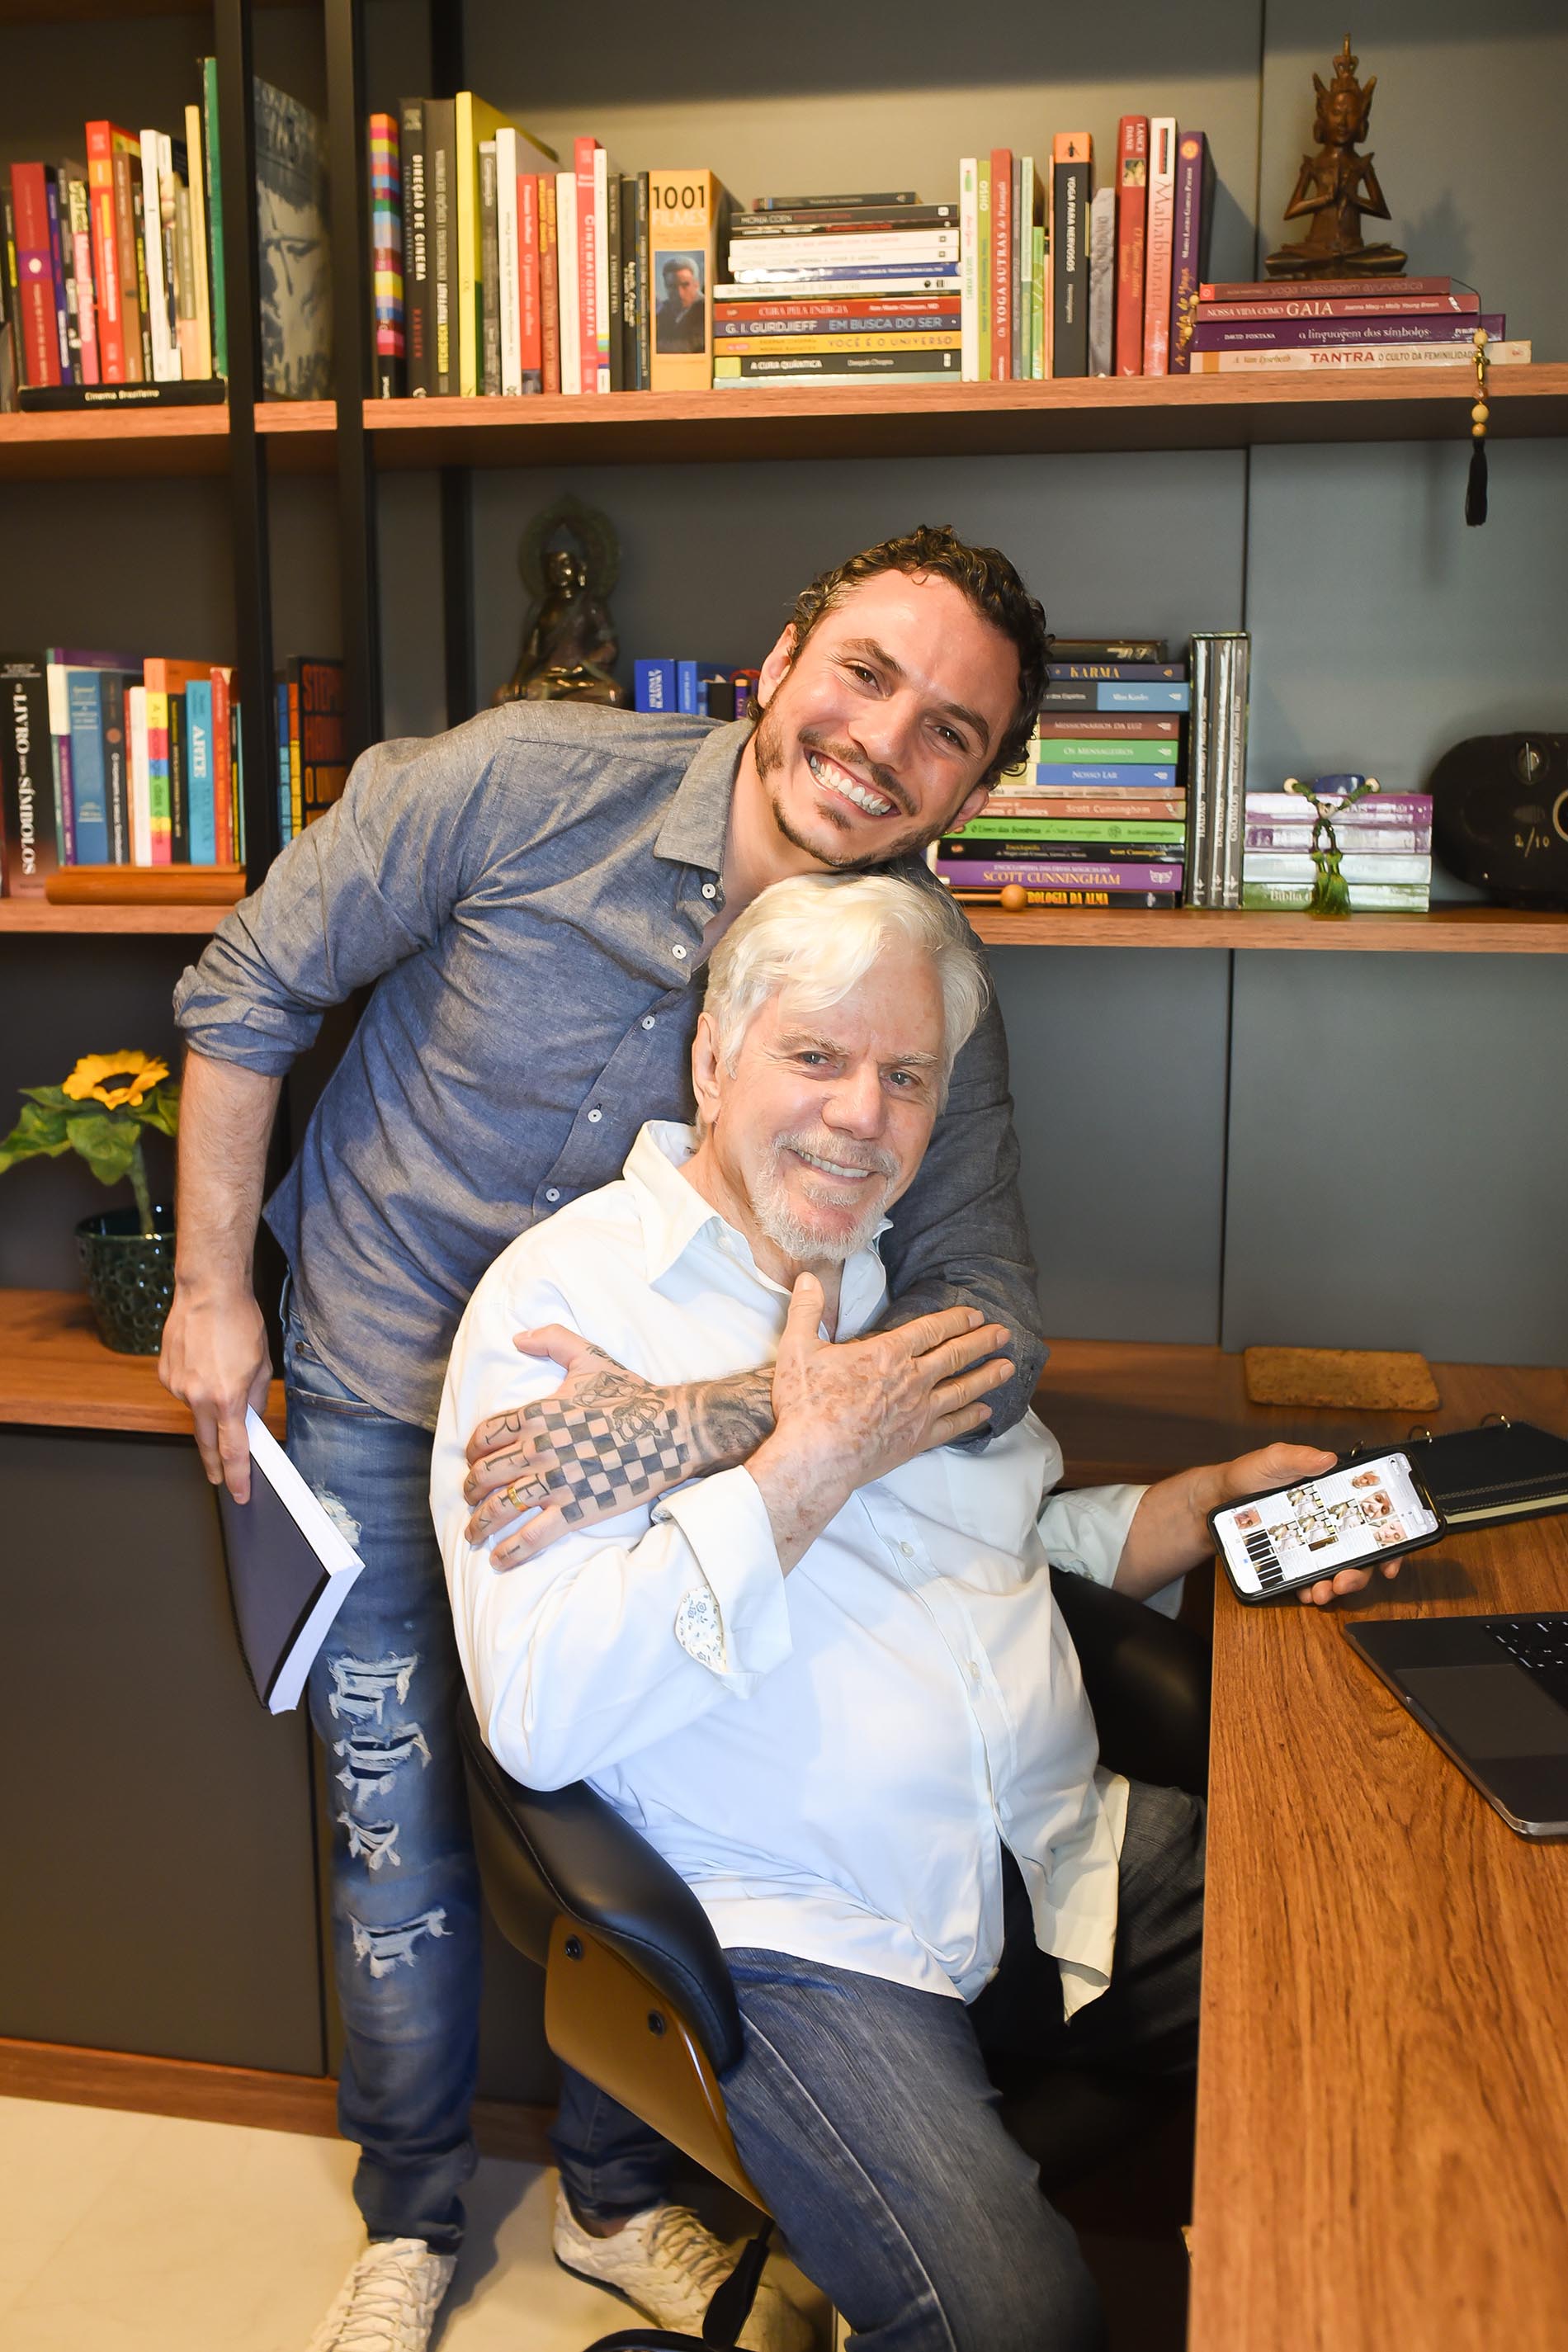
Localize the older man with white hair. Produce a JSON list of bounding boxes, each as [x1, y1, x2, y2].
[[432, 872, 1345, 2351]]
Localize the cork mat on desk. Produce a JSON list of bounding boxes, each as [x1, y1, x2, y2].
[[1244, 1346, 1440, 1411]]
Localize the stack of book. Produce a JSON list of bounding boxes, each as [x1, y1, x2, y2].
[[1188, 276, 1529, 374], [0, 74, 329, 413], [1, 650, 244, 893], [932, 641, 1189, 908], [1241, 784, 1433, 912], [715, 191, 961, 387], [1181, 632, 1251, 909], [632, 659, 758, 717], [383, 103, 730, 397]]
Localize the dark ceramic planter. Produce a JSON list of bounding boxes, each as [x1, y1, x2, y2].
[[75, 1204, 176, 1355]]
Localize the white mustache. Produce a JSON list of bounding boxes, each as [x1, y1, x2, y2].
[[777, 1133, 898, 1183]]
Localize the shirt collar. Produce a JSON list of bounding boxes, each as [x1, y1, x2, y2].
[[654, 717, 750, 879], [623, 1120, 890, 1324]]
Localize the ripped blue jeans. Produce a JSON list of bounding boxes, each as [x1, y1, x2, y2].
[[286, 1315, 484, 2252]]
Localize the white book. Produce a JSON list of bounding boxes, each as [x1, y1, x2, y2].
[[729, 233, 961, 267], [556, 170, 580, 393], [496, 127, 522, 395], [1244, 850, 1432, 885], [593, 143, 611, 390], [139, 129, 181, 380], [1192, 339, 1532, 372], [217, 1410, 364, 1714], [126, 686, 152, 865], [716, 276, 960, 301], [1087, 186, 1117, 375]]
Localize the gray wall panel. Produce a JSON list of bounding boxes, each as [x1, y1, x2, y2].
[[466, 448, 1249, 719], [991, 948, 1232, 1345], [1221, 950, 1568, 1365]]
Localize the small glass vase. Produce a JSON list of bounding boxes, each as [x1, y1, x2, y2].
[[75, 1203, 177, 1355]]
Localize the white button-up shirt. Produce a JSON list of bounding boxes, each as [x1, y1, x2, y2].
[[432, 1122, 1152, 2018]]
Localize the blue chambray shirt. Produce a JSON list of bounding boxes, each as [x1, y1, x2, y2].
[[173, 701, 1045, 1430]]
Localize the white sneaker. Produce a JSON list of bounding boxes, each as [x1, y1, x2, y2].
[[553, 2184, 813, 2350], [307, 2237, 457, 2350]]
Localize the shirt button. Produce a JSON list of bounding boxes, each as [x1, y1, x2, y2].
[[587, 1108, 602, 1123], [545, 1188, 560, 1203], [701, 882, 717, 900], [672, 943, 688, 960], [967, 1660, 982, 1683], [641, 1016, 655, 1030], [899, 1541, 914, 1557]]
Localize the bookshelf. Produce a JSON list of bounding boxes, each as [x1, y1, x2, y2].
[[6, 366, 1568, 479]]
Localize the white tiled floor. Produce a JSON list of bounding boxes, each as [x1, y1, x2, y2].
[[0, 2095, 829, 2351]]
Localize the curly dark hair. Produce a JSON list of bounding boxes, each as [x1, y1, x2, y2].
[[783, 523, 1050, 786]]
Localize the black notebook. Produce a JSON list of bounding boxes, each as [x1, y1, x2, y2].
[[217, 1410, 364, 1712], [1350, 1419, 1568, 1532]]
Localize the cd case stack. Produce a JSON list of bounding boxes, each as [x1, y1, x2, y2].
[[1183, 631, 1251, 908]]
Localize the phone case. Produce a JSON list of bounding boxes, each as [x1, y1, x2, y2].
[[1209, 1453, 1447, 1605]]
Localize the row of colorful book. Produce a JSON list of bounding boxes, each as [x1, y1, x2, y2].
[[375, 102, 730, 397], [0, 651, 244, 894], [930, 640, 1191, 908], [1241, 787, 1433, 911], [274, 658, 347, 847], [0, 73, 331, 412], [1185, 275, 1528, 375], [631, 661, 760, 719]]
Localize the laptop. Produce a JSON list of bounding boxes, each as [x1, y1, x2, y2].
[[1344, 1613, 1568, 1839]]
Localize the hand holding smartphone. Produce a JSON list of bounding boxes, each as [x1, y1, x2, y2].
[[1210, 1449, 1445, 1604]]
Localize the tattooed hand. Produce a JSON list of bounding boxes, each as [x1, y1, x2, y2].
[[463, 1327, 772, 1570]]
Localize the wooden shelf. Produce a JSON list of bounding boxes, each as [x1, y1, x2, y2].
[[6, 366, 1566, 479], [0, 1289, 285, 1438], [352, 367, 1568, 467], [0, 900, 231, 934], [961, 904, 1568, 952], [4, 898, 1559, 952], [0, 403, 231, 480]]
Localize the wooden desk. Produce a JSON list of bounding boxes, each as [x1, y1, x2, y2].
[[1033, 1344, 1568, 2352]]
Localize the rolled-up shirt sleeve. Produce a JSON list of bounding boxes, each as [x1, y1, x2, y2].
[[172, 724, 493, 1074], [1040, 1480, 1183, 1620], [432, 1259, 792, 1793]]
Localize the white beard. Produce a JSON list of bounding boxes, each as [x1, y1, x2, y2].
[[750, 1137, 895, 1265]]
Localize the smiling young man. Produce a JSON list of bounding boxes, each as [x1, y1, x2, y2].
[[164, 525, 1051, 2351]]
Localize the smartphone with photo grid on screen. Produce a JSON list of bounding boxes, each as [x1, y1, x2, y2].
[[1210, 1450, 1445, 1603]]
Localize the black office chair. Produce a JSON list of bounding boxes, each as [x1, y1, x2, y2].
[[458, 1567, 1210, 2351]]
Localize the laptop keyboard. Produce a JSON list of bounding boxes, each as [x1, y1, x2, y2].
[[1487, 1617, 1568, 1712]]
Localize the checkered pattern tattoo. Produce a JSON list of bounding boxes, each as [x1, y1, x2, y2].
[[535, 1401, 692, 1522]]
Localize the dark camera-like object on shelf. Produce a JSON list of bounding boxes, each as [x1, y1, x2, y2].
[[1429, 734, 1568, 908]]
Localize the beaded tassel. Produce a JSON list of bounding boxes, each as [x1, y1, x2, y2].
[[1466, 328, 1490, 527]]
